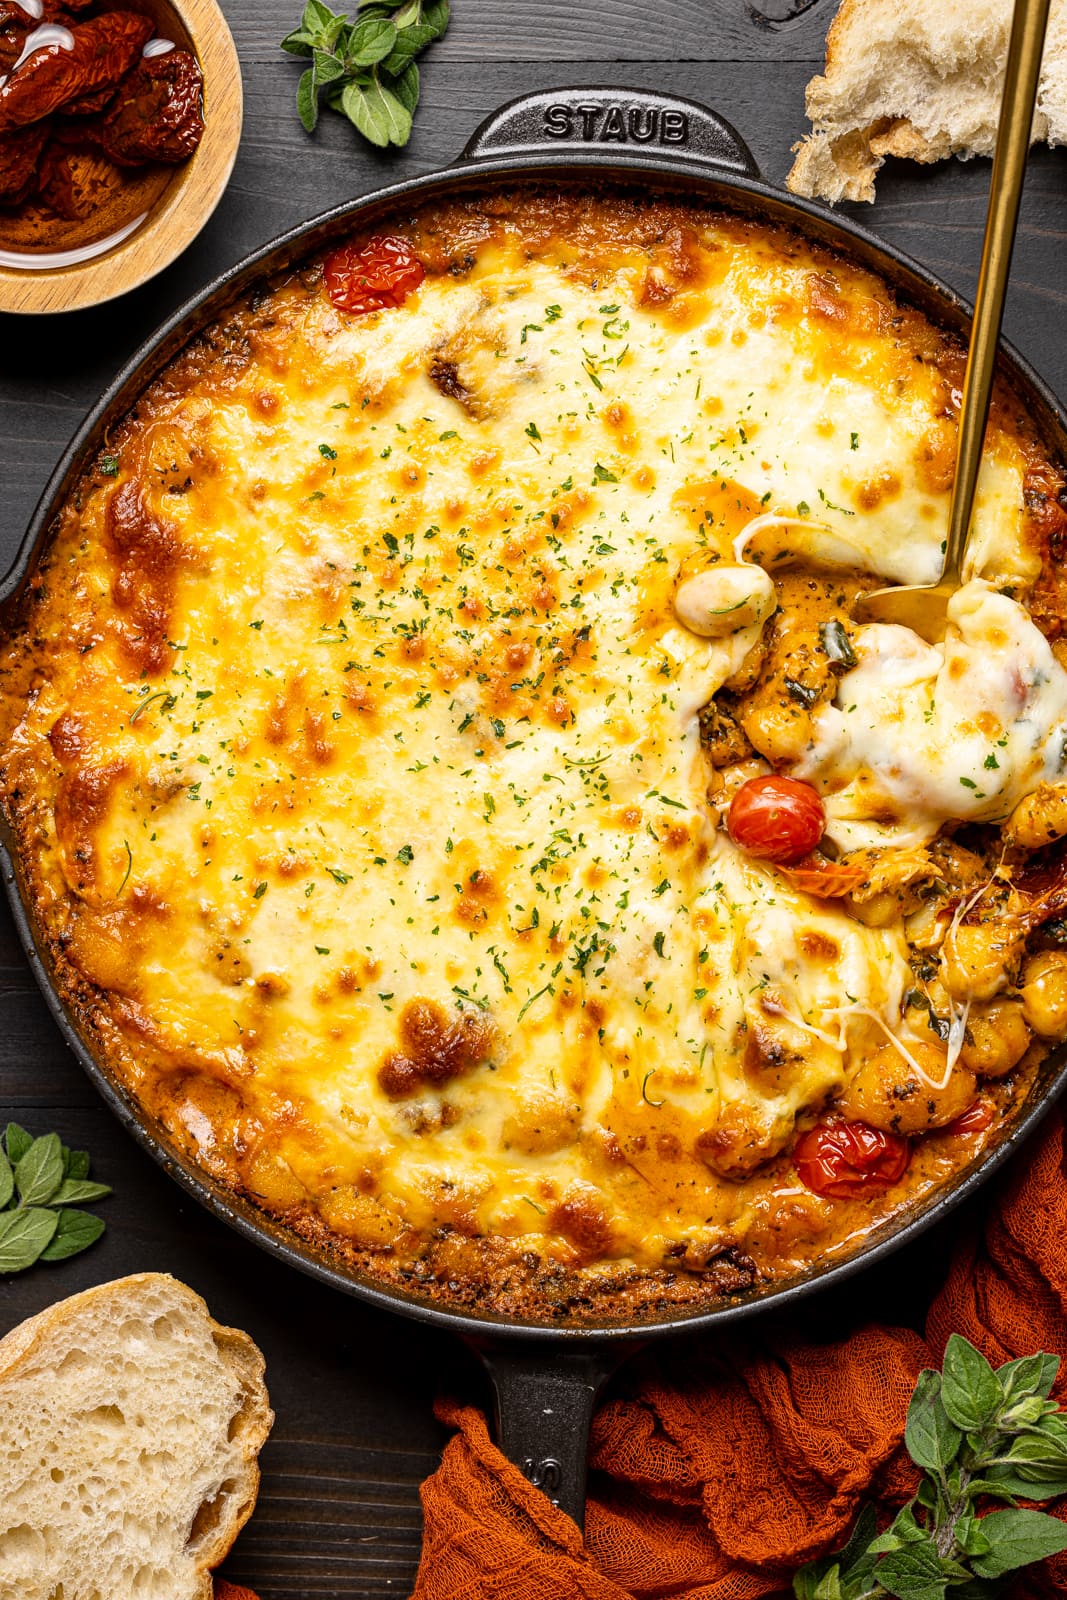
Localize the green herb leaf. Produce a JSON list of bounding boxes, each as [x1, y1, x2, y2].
[[4, 1123, 32, 1165], [282, 0, 446, 149], [999, 1352, 1060, 1405], [0, 1206, 59, 1272], [905, 1370, 962, 1473], [869, 1504, 928, 1554], [390, 58, 420, 115], [820, 618, 857, 671], [15, 1133, 65, 1207], [345, 13, 396, 65], [38, 1208, 106, 1263], [49, 1177, 112, 1206], [422, 0, 449, 33], [969, 1509, 1067, 1578], [794, 1336, 1067, 1600], [314, 46, 346, 82], [64, 1149, 91, 1181], [941, 1334, 1003, 1431], [380, 18, 435, 71], [280, 26, 315, 53], [0, 1150, 12, 1210], [297, 66, 319, 130], [979, 1465, 1067, 1500], [875, 1539, 947, 1600], [342, 74, 412, 146]]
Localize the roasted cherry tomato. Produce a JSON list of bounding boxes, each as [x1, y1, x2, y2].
[[794, 1120, 910, 1199], [943, 1099, 995, 1138], [727, 775, 825, 864], [323, 234, 425, 316]]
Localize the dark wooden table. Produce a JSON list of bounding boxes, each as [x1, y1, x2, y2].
[[2, 3, 1067, 1595]]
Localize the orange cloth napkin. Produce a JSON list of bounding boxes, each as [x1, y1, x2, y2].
[[216, 1111, 1067, 1599]]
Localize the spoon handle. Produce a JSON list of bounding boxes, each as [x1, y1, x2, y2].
[[944, 0, 1051, 584]]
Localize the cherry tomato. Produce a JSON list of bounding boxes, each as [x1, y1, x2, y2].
[[323, 234, 425, 316], [794, 1120, 910, 1199], [943, 1099, 995, 1138], [727, 775, 825, 864]]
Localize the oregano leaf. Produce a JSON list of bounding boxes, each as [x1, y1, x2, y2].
[[422, 0, 449, 35], [979, 1464, 1067, 1500], [811, 1568, 842, 1600], [4, 1122, 31, 1165], [50, 1178, 111, 1206], [969, 1509, 1067, 1578], [390, 58, 420, 116], [280, 27, 315, 54], [999, 1352, 1060, 1404], [0, 1206, 59, 1272], [941, 1335, 1003, 1431], [792, 1563, 821, 1600], [15, 1133, 64, 1207], [282, 0, 446, 147], [906, 1369, 962, 1473], [297, 67, 319, 132], [342, 75, 411, 146], [39, 1208, 106, 1262], [345, 13, 397, 65], [876, 1538, 947, 1600], [65, 1149, 90, 1181], [380, 19, 435, 73], [313, 48, 345, 83]]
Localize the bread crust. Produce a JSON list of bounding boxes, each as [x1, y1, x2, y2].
[[788, 0, 1066, 202], [0, 1273, 272, 1600]]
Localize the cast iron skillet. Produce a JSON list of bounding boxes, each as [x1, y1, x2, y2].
[[5, 86, 1067, 1527]]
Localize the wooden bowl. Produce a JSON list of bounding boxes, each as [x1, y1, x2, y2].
[[0, 0, 243, 315]]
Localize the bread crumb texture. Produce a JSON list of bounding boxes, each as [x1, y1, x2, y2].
[[788, 0, 1067, 201], [0, 1273, 271, 1600]]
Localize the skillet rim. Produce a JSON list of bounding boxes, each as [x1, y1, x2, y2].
[[4, 119, 1067, 1343]]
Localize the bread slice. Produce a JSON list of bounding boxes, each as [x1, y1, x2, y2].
[[787, 0, 1067, 202], [0, 1273, 272, 1600]]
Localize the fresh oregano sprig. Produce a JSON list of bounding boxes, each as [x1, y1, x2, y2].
[[281, 0, 450, 148], [794, 1335, 1067, 1600], [0, 1123, 110, 1272]]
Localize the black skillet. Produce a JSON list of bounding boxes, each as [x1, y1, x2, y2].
[[4, 86, 1067, 1527]]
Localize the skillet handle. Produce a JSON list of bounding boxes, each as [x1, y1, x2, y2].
[[460, 87, 760, 179], [473, 1341, 631, 1529]]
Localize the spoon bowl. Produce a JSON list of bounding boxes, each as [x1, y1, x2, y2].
[[853, 0, 1051, 642]]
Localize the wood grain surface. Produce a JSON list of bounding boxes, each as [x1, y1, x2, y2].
[[2, 2, 1067, 1594]]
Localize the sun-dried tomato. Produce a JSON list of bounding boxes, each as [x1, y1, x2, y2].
[[63, 83, 120, 117], [0, 11, 152, 134], [0, 118, 47, 202], [99, 47, 203, 166], [777, 852, 867, 899], [323, 235, 426, 316]]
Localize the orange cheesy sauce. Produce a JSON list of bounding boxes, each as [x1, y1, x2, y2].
[[1, 191, 1064, 1321]]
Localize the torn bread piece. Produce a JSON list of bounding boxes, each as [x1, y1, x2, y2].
[[0, 1273, 272, 1600], [788, 0, 1067, 202]]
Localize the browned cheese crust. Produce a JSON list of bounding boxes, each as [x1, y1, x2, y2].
[[2, 189, 1067, 1323]]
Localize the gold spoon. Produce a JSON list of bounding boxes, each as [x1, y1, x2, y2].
[[853, 0, 1052, 642]]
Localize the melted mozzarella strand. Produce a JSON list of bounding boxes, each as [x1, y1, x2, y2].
[[797, 581, 1067, 849]]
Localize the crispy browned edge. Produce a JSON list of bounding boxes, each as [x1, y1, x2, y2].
[[0, 184, 1064, 1326]]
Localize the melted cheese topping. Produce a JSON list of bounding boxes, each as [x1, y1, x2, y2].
[[799, 583, 1067, 850], [0, 197, 1056, 1305]]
